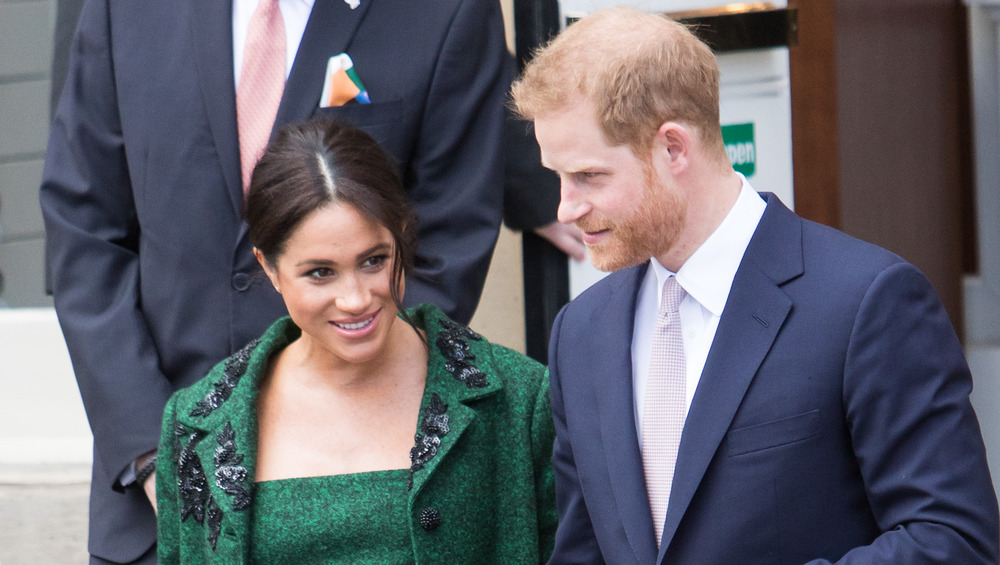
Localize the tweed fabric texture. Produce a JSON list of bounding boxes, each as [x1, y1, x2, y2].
[[250, 469, 412, 563]]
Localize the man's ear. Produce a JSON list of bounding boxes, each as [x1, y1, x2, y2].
[[654, 122, 692, 174], [254, 248, 281, 294]]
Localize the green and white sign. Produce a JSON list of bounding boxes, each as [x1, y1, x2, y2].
[[721, 122, 756, 177]]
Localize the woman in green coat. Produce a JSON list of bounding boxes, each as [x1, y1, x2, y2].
[[154, 119, 556, 563]]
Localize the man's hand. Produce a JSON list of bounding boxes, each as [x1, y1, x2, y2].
[[534, 221, 586, 262]]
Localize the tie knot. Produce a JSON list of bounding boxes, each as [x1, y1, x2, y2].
[[259, 0, 281, 12], [660, 276, 685, 315]]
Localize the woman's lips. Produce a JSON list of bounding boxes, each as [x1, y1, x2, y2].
[[330, 310, 380, 337]]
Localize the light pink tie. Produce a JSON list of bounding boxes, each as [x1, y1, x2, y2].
[[642, 276, 687, 546], [237, 0, 286, 192]]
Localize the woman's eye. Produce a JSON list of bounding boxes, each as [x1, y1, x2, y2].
[[306, 267, 334, 279], [362, 254, 388, 270]]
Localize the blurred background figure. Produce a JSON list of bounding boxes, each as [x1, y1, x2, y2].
[[503, 0, 580, 362]]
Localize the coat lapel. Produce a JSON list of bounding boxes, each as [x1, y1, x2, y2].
[[656, 194, 802, 559], [190, 0, 243, 218], [192, 415, 258, 560], [407, 380, 502, 497], [173, 408, 258, 561], [174, 327, 279, 561], [408, 309, 503, 497], [590, 264, 661, 565]]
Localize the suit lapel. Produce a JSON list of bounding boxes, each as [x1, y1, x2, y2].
[[233, 0, 375, 246], [657, 195, 802, 559], [190, 0, 243, 218], [590, 264, 661, 564], [273, 0, 374, 132]]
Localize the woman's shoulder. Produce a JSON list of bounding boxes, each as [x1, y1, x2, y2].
[[169, 316, 300, 414]]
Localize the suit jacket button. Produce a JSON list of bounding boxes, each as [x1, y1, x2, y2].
[[232, 273, 251, 291], [419, 507, 443, 531]]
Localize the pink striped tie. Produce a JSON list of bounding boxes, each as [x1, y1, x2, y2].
[[237, 0, 286, 192], [642, 275, 687, 546]]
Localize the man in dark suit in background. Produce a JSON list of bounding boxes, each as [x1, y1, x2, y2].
[[40, 0, 507, 562], [512, 7, 999, 564], [503, 0, 584, 362]]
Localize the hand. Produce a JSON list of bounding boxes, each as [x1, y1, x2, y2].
[[534, 221, 586, 262], [135, 451, 158, 515], [143, 471, 157, 515]]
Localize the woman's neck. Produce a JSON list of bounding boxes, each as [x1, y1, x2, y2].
[[295, 324, 424, 390]]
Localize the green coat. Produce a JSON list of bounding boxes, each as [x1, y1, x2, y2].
[[156, 304, 556, 563]]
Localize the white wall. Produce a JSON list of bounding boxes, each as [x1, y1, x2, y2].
[[0, 0, 54, 308], [0, 308, 91, 483]]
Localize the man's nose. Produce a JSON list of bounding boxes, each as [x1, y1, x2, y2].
[[557, 181, 590, 225]]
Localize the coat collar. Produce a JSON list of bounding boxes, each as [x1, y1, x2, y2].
[[172, 318, 293, 557], [403, 305, 504, 496], [171, 304, 502, 557]]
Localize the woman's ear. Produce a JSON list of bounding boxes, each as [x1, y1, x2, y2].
[[254, 248, 281, 294]]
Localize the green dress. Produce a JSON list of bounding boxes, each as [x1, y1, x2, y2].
[[156, 303, 556, 564], [250, 470, 414, 564]]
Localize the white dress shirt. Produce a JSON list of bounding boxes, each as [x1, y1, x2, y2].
[[632, 176, 767, 444], [233, 0, 316, 86]]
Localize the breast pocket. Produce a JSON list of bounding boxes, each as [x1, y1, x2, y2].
[[726, 409, 821, 456], [313, 99, 406, 154]]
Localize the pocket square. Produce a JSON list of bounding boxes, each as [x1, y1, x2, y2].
[[319, 53, 371, 108]]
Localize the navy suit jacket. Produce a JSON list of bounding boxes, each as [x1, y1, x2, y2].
[[547, 194, 999, 564], [39, 0, 507, 561]]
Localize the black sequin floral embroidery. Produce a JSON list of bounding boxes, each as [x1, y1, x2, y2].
[[409, 393, 450, 489], [174, 423, 249, 551], [213, 422, 251, 510], [190, 339, 259, 418], [175, 426, 210, 524], [206, 499, 224, 549], [436, 319, 489, 388]]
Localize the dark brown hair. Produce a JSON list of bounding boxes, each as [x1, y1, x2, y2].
[[245, 118, 418, 319]]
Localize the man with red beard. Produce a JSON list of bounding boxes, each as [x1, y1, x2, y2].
[[512, 7, 998, 564]]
